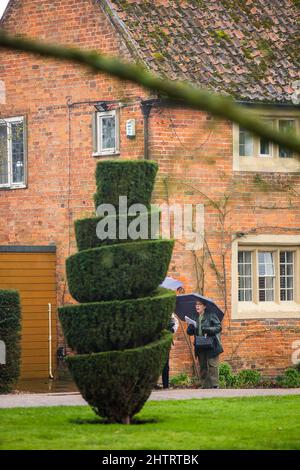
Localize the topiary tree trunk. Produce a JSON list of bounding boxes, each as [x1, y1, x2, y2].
[[59, 160, 175, 424]]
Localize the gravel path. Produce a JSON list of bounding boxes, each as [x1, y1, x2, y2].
[[0, 388, 299, 408]]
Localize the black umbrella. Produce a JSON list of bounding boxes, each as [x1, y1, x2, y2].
[[175, 293, 224, 322]]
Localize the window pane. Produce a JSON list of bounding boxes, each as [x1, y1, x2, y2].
[[286, 264, 293, 275], [259, 289, 265, 302], [260, 138, 270, 155], [286, 290, 293, 301], [280, 251, 294, 301], [279, 120, 295, 158], [265, 277, 273, 289], [244, 290, 252, 301], [0, 123, 8, 185], [11, 122, 24, 184], [258, 263, 265, 276], [101, 116, 115, 151], [265, 289, 274, 301], [259, 120, 273, 156], [239, 128, 253, 156]]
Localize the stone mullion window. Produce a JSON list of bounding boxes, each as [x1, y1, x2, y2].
[[233, 111, 300, 172], [238, 246, 297, 305], [239, 119, 298, 159]]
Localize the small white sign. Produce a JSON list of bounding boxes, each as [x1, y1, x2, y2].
[[126, 119, 136, 137], [0, 80, 6, 104]]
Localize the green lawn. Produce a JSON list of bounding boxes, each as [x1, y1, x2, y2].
[[0, 396, 299, 450]]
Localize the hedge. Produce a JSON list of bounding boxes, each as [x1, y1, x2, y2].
[[58, 288, 175, 353], [0, 290, 21, 394], [66, 331, 173, 423], [66, 239, 174, 303], [75, 208, 161, 251], [94, 160, 158, 210]]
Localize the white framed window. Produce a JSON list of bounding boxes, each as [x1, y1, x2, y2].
[[232, 235, 300, 319], [238, 248, 296, 304], [92, 110, 119, 156], [233, 111, 300, 172], [0, 116, 26, 189]]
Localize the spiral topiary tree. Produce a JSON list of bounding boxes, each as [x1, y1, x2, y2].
[[59, 160, 175, 424]]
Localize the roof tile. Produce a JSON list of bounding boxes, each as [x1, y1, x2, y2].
[[106, 0, 300, 102]]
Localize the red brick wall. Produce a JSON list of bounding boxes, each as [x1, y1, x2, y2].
[[1, 0, 300, 378], [0, 0, 147, 348], [147, 105, 300, 377]]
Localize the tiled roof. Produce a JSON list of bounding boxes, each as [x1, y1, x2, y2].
[[102, 0, 300, 103]]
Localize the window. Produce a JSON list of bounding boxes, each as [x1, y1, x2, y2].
[[233, 112, 300, 172], [238, 118, 297, 159], [238, 248, 296, 305], [92, 110, 119, 156], [0, 116, 26, 188], [232, 236, 300, 318]]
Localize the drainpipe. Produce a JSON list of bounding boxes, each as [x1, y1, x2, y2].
[[141, 101, 152, 160], [48, 303, 54, 379]]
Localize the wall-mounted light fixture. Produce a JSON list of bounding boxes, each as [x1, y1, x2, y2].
[[94, 101, 109, 112]]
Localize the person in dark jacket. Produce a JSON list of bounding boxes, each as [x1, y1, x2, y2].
[[162, 313, 179, 389], [187, 300, 223, 389]]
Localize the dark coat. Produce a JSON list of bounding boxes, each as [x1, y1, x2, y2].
[[187, 310, 223, 358]]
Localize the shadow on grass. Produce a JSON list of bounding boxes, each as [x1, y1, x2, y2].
[[70, 417, 159, 425]]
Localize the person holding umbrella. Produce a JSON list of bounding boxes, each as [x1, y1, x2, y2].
[[175, 294, 224, 389]]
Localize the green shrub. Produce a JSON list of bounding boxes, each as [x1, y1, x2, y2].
[[219, 364, 262, 388], [276, 368, 300, 388], [170, 373, 191, 387], [67, 332, 172, 424], [0, 290, 21, 394], [219, 362, 236, 388], [235, 369, 261, 388], [259, 377, 275, 388], [219, 375, 227, 389], [94, 160, 158, 210], [66, 239, 174, 303], [75, 209, 160, 251], [59, 288, 175, 353]]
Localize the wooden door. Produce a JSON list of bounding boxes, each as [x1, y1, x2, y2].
[[0, 251, 57, 379]]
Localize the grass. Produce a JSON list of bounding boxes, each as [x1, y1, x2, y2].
[[0, 396, 299, 450]]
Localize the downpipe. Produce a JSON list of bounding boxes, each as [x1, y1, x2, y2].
[[48, 303, 54, 380]]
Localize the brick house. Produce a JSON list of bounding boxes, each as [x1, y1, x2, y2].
[[0, 0, 300, 380]]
